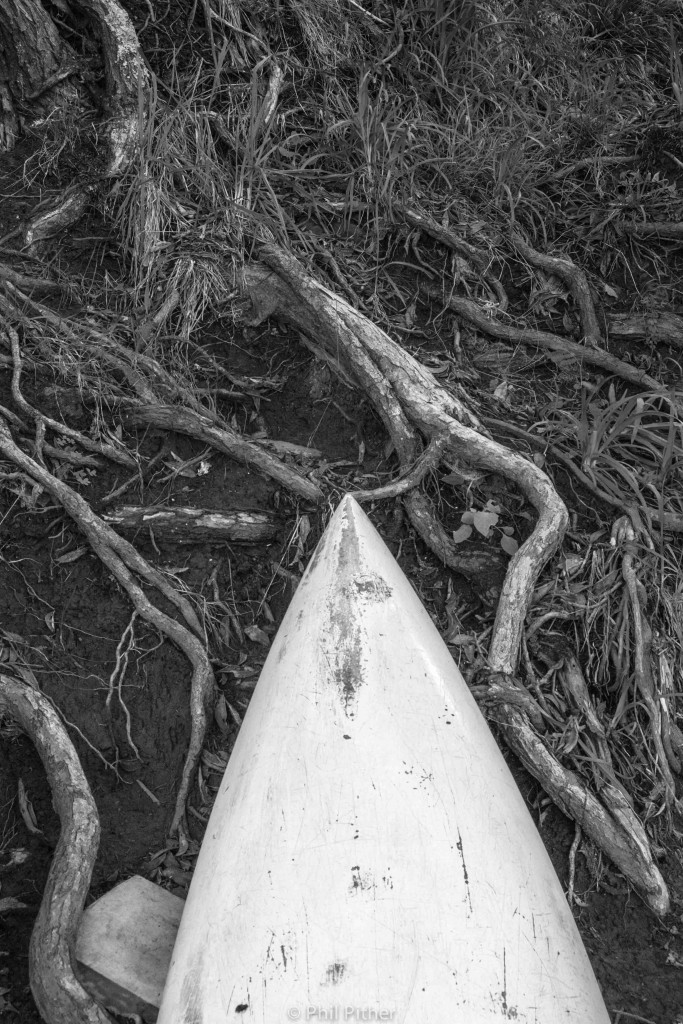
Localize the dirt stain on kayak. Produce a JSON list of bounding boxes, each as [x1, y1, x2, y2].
[[323, 961, 347, 985], [331, 611, 363, 715], [331, 512, 392, 713]]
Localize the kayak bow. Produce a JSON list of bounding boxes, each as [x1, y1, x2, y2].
[[158, 494, 609, 1023]]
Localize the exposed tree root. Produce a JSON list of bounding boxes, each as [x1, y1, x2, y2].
[[0, 416, 216, 844], [510, 233, 603, 345], [391, 201, 509, 311], [624, 221, 683, 240], [0, 674, 114, 1024], [243, 245, 670, 916], [103, 504, 280, 544], [21, 0, 149, 246], [1, 291, 324, 503], [123, 403, 323, 503], [427, 289, 665, 393], [617, 518, 679, 810], [0, 261, 73, 296], [607, 310, 683, 351]]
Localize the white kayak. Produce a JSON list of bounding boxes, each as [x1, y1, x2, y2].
[[158, 494, 610, 1023]]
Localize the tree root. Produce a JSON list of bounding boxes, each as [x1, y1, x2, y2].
[[624, 221, 683, 240], [123, 403, 323, 503], [0, 674, 115, 1024], [243, 245, 670, 916], [617, 518, 679, 811], [0, 260, 74, 296], [1, 291, 324, 503], [0, 416, 215, 844], [426, 288, 665, 393], [22, 0, 149, 247], [510, 233, 602, 345], [103, 504, 280, 544], [391, 201, 509, 311], [607, 309, 683, 351]]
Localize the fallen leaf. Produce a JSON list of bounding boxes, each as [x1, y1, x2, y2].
[[12, 664, 40, 690], [451, 524, 473, 544], [500, 534, 519, 556], [202, 750, 229, 772], [214, 693, 231, 735], [55, 546, 88, 564], [472, 509, 499, 537], [17, 780, 41, 835], [0, 898, 28, 914], [244, 624, 270, 647], [441, 470, 467, 487]]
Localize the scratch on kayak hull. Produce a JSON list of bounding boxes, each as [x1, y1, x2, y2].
[[178, 952, 205, 1023]]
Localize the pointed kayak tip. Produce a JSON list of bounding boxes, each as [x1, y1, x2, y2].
[[336, 492, 362, 517], [330, 493, 368, 534]]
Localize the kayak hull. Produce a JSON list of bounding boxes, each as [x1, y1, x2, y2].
[[158, 495, 609, 1023]]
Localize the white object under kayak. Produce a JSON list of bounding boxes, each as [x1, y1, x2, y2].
[[158, 494, 610, 1023]]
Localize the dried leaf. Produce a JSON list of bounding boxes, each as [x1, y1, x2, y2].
[[218, 616, 232, 649], [244, 624, 270, 647], [17, 780, 41, 835], [261, 600, 275, 624], [56, 545, 88, 564], [500, 534, 519, 556], [12, 664, 40, 690], [220, 663, 257, 680], [441, 470, 467, 487], [226, 702, 242, 727], [0, 898, 28, 915], [298, 514, 311, 546], [202, 750, 229, 772], [214, 693, 231, 735]]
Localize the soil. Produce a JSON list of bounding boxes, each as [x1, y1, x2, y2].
[[1, 322, 683, 1024]]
